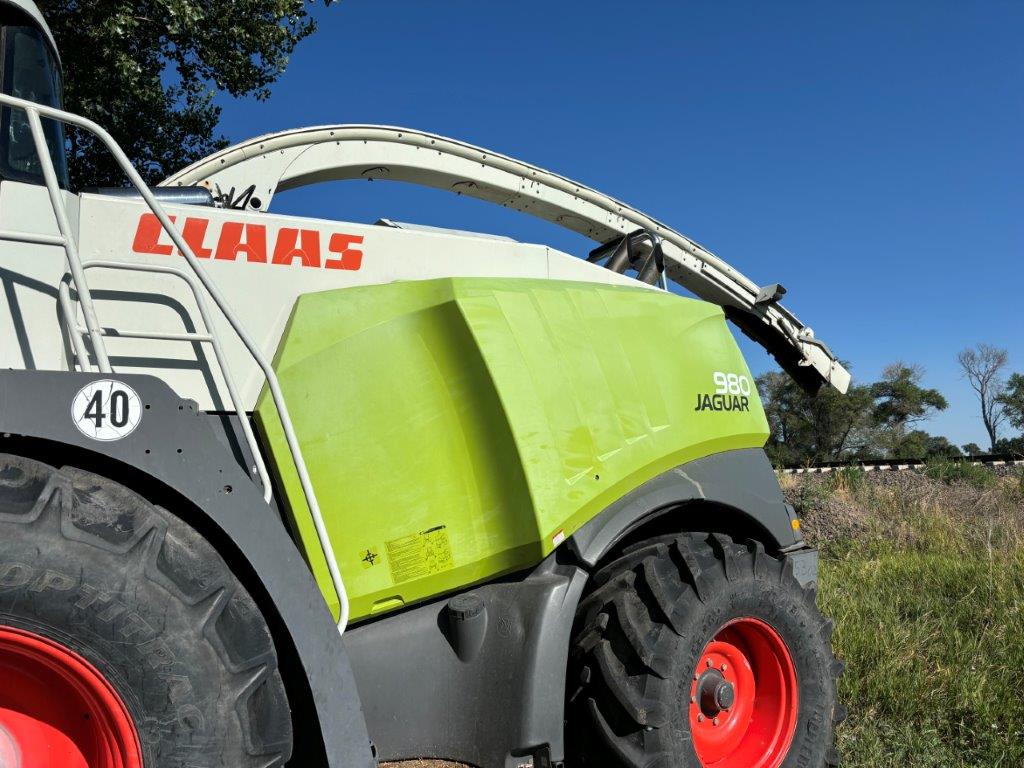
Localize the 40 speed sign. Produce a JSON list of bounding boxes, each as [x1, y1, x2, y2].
[[71, 379, 143, 441]]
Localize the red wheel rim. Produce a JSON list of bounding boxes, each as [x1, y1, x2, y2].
[[688, 617, 798, 768], [0, 626, 142, 768]]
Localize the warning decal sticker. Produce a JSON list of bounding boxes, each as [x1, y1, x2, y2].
[[385, 526, 454, 584]]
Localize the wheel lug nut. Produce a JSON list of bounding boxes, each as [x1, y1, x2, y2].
[[713, 717, 719, 726], [721, 663, 728, 672], [697, 714, 704, 722], [705, 659, 712, 667], [690, 695, 696, 703]]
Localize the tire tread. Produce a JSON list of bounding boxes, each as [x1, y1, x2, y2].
[[568, 532, 844, 768], [0, 453, 293, 766]]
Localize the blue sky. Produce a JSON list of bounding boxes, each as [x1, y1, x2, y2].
[[214, 0, 1023, 449]]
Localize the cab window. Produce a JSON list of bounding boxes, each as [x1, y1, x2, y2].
[[0, 16, 69, 188]]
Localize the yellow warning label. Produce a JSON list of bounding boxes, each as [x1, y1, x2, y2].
[[385, 526, 454, 584]]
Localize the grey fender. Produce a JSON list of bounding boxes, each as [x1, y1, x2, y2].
[[568, 447, 807, 567], [345, 448, 816, 768], [345, 555, 587, 768], [0, 369, 374, 768]]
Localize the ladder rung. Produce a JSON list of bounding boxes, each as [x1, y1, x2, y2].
[[0, 229, 66, 247], [95, 328, 214, 343]]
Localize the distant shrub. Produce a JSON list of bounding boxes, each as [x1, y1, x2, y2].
[[825, 465, 867, 495], [923, 458, 996, 490]]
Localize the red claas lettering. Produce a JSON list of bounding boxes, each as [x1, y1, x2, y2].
[[132, 214, 363, 272]]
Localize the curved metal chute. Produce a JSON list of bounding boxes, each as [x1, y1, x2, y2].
[[163, 125, 850, 393]]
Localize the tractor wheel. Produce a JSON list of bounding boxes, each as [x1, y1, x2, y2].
[[0, 454, 293, 767], [567, 532, 844, 768]]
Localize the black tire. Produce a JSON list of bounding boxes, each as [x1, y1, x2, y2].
[[0, 453, 293, 767], [567, 532, 844, 768]]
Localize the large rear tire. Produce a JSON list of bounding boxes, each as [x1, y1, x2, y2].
[[567, 532, 844, 768], [0, 454, 294, 767]]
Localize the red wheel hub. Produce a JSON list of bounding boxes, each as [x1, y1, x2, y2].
[[0, 626, 142, 768], [688, 618, 798, 768]]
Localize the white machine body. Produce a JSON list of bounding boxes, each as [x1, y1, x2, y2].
[[1, 179, 640, 411]]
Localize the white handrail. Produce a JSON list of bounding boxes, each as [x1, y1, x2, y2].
[[0, 92, 351, 633], [58, 260, 275, 505]]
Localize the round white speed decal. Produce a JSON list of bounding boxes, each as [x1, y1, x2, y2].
[[71, 380, 143, 441]]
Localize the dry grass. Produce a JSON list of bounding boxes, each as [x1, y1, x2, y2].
[[786, 467, 1024, 555], [787, 466, 1024, 767]]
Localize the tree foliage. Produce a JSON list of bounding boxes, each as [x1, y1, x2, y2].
[[993, 435, 1024, 456], [870, 363, 947, 430], [37, 0, 334, 187], [890, 430, 960, 459], [758, 369, 876, 465], [760, 345, 1024, 464], [997, 372, 1024, 432], [759, 362, 955, 465], [870, 362, 947, 455]]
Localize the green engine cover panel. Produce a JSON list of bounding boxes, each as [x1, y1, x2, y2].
[[255, 278, 768, 621]]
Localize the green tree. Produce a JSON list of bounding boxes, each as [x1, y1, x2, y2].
[[38, 0, 336, 188], [870, 362, 947, 454], [961, 442, 983, 456], [993, 435, 1024, 456], [891, 430, 961, 459], [996, 372, 1024, 432], [760, 362, 953, 463], [757, 369, 875, 465]]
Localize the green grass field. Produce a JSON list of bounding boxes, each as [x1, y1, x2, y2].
[[785, 466, 1024, 767]]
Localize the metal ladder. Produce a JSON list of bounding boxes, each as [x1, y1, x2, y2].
[[0, 92, 352, 634]]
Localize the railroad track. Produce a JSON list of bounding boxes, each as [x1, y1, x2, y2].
[[781, 453, 1024, 474]]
